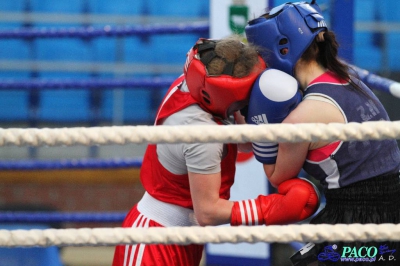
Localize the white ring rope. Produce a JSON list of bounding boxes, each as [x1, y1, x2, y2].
[[1, 120, 400, 147], [1, 224, 400, 247]]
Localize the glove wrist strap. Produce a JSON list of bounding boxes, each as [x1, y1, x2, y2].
[[230, 198, 263, 226]]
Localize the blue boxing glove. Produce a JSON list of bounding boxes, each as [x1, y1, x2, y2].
[[246, 69, 302, 164]]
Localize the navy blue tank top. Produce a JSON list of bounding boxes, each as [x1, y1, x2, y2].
[[302, 72, 400, 189]]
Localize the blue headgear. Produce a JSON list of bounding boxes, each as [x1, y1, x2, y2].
[[245, 1, 327, 75]]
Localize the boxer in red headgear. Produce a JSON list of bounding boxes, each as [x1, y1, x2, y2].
[[184, 38, 264, 119], [112, 36, 320, 266]]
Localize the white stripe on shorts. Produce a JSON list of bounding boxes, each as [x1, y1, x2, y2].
[[135, 218, 150, 266], [124, 214, 144, 266]]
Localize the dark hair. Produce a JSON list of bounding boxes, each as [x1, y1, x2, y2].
[[302, 31, 370, 97]]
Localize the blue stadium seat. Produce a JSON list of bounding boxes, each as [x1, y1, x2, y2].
[[87, 0, 142, 15], [376, 0, 400, 71], [123, 37, 155, 63], [39, 89, 90, 122], [0, 40, 30, 60], [353, 0, 376, 49], [123, 89, 152, 123], [0, 91, 29, 121], [152, 35, 198, 64], [101, 90, 113, 122], [387, 32, 400, 71], [377, 0, 400, 22], [145, 0, 208, 17], [353, 35, 383, 72], [92, 38, 117, 62], [0, 71, 30, 79], [101, 89, 152, 124], [353, 0, 384, 72], [0, 0, 25, 12], [30, 0, 84, 13], [124, 34, 197, 65], [354, 46, 382, 72], [35, 38, 92, 62], [355, 0, 375, 21]]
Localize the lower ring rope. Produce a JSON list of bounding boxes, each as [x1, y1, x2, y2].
[[0, 224, 399, 247]]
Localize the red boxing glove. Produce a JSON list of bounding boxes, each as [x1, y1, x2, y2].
[[230, 178, 319, 226]]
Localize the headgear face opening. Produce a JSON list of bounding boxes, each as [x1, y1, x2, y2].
[[245, 1, 327, 76], [184, 38, 266, 119]]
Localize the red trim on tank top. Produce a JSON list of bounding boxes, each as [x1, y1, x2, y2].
[[308, 71, 348, 86], [307, 141, 341, 162]]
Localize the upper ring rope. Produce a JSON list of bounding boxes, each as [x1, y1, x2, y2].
[[0, 121, 399, 147], [349, 64, 400, 98], [0, 224, 399, 247]]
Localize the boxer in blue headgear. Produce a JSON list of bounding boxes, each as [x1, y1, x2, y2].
[[245, 1, 327, 75], [244, 2, 400, 266]]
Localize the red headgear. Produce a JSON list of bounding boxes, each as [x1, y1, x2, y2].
[[184, 38, 266, 119]]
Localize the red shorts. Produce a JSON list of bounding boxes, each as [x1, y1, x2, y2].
[[112, 205, 204, 266]]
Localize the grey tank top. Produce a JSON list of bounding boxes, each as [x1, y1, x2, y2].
[[157, 104, 224, 175]]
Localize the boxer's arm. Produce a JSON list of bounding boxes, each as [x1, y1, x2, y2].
[[189, 171, 233, 226], [266, 99, 333, 187], [265, 141, 310, 187], [190, 171, 319, 226], [263, 102, 311, 187]]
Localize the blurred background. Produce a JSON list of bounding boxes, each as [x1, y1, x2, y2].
[[0, 0, 399, 265]]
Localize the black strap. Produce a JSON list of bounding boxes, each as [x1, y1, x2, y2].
[[200, 50, 217, 65], [222, 62, 234, 75], [197, 41, 216, 53]]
